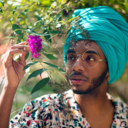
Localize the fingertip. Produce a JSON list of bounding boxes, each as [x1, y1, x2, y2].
[[18, 41, 28, 45]]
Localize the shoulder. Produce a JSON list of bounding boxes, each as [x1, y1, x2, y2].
[[10, 90, 72, 127], [107, 93, 128, 124], [107, 93, 128, 112], [19, 89, 72, 112], [112, 99, 128, 127], [114, 100, 128, 116], [12, 92, 63, 116]]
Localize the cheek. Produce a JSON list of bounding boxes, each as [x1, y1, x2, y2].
[[66, 67, 73, 76], [66, 66, 71, 75], [88, 68, 98, 78], [89, 63, 107, 78]]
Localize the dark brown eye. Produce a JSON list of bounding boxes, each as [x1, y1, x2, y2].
[[86, 56, 95, 61], [67, 56, 76, 60]]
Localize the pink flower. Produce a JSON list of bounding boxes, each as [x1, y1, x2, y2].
[[27, 35, 42, 59]]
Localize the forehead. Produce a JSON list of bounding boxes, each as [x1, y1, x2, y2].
[[69, 40, 102, 53]]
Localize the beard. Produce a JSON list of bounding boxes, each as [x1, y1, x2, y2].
[[67, 68, 108, 95]]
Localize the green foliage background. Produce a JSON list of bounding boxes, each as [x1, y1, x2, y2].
[[0, 0, 128, 118]]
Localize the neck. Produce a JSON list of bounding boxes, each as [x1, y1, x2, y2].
[[73, 86, 114, 117]]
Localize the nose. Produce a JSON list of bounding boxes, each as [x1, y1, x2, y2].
[[71, 56, 85, 72]]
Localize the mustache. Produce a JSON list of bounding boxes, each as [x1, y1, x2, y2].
[[68, 72, 89, 81]]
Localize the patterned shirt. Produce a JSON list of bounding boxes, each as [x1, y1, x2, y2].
[[10, 90, 128, 128]]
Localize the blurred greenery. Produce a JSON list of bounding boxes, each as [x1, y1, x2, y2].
[[0, 0, 128, 119]]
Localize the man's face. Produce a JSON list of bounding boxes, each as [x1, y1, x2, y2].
[[65, 40, 108, 95]]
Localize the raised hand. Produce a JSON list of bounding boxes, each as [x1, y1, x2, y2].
[[0, 42, 30, 128], [1, 42, 30, 88]]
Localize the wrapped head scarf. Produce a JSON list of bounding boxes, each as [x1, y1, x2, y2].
[[63, 6, 128, 84]]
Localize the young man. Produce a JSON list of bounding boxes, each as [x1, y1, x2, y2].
[[0, 6, 128, 128]]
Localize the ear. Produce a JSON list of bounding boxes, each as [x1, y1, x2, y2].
[[106, 71, 109, 81]]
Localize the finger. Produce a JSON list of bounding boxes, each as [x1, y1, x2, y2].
[[14, 41, 28, 45], [19, 51, 27, 66], [11, 45, 30, 52], [9, 41, 28, 49], [10, 41, 28, 48], [2, 49, 25, 66]]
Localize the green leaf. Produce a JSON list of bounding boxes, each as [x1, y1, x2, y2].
[[24, 9, 29, 13], [7, 36, 16, 38], [109, 0, 115, 4], [0, 0, 4, 6], [49, 30, 61, 34], [19, 9, 29, 17], [34, 20, 41, 27], [42, 48, 47, 52], [124, 2, 128, 12], [12, 24, 20, 30], [25, 52, 29, 60], [32, 33, 50, 36], [68, 17, 77, 23], [44, 54, 57, 60], [45, 34, 52, 43], [55, 14, 61, 21], [43, 62, 65, 72], [12, 24, 22, 34], [43, 62, 58, 68], [31, 77, 50, 94], [13, 5, 20, 14], [44, 30, 52, 43], [16, 33, 23, 43], [19, 12, 26, 16], [23, 61, 38, 70], [0, 8, 2, 13], [57, 67, 65, 72], [42, 41, 49, 48], [41, 26, 47, 30], [26, 68, 47, 81], [41, 1, 51, 7], [25, 29, 32, 34], [35, 14, 42, 20]]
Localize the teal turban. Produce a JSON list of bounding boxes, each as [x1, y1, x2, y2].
[[63, 6, 128, 84]]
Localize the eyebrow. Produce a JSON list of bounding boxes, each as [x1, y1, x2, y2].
[[66, 49, 100, 56], [86, 50, 100, 56], [67, 49, 75, 53]]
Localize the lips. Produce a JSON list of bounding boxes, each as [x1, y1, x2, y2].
[[71, 79, 86, 85], [70, 75, 87, 85]]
